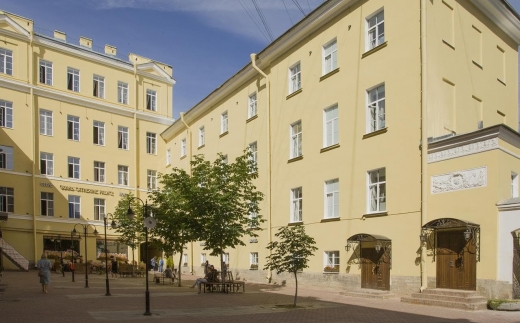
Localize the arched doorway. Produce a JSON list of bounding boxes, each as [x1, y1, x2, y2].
[[512, 230, 520, 299]]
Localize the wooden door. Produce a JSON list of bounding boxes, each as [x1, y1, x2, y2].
[[513, 237, 520, 299], [436, 230, 476, 290], [360, 247, 390, 291]]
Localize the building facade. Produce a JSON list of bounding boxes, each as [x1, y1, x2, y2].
[[0, 11, 174, 269], [161, 0, 520, 298]]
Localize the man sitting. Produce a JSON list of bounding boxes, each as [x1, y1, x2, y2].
[[190, 265, 215, 293]]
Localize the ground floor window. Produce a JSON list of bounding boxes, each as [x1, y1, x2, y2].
[[96, 239, 128, 262]]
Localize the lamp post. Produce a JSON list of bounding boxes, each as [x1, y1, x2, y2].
[[73, 223, 98, 288], [103, 213, 117, 296], [127, 197, 153, 316], [54, 235, 64, 277], [70, 230, 76, 282]]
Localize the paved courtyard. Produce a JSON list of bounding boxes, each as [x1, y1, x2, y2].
[[0, 270, 519, 322]]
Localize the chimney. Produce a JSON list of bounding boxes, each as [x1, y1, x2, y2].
[[54, 30, 66, 41], [104, 44, 117, 56], [79, 36, 92, 49]]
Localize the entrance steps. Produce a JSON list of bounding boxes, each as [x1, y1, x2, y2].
[[340, 288, 398, 300], [0, 238, 29, 271], [401, 288, 487, 311]]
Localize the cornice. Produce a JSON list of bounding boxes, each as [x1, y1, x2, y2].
[[137, 62, 175, 85], [0, 169, 32, 177], [35, 174, 136, 190], [470, 0, 520, 44], [0, 14, 30, 39]]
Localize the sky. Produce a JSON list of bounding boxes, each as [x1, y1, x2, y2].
[[1, 0, 520, 120]]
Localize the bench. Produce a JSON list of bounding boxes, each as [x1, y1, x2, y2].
[[226, 271, 245, 293], [201, 270, 228, 293], [154, 269, 177, 285]]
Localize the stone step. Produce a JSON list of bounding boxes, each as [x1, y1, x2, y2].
[[341, 290, 398, 300], [410, 292, 486, 304], [401, 296, 487, 311], [421, 288, 482, 298]]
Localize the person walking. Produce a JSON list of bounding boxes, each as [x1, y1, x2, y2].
[[37, 253, 52, 294], [158, 257, 164, 273], [150, 256, 156, 272], [111, 256, 118, 279]]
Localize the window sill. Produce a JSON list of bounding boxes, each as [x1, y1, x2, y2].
[[165, 164, 171, 169], [322, 272, 339, 274], [219, 131, 229, 138], [197, 144, 205, 150], [497, 78, 506, 86], [287, 156, 303, 163], [286, 88, 302, 100], [246, 115, 258, 123], [361, 41, 388, 59], [180, 155, 187, 160], [288, 221, 303, 226], [442, 39, 455, 50], [249, 268, 258, 271], [363, 211, 388, 218], [320, 144, 340, 153], [363, 127, 388, 139], [319, 68, 340, 82], [472, 60, 483, 70], [320, 217, 340, 223]]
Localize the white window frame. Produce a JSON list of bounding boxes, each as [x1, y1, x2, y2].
[[118, 81, 129, 105], [40, 192, 54, 216], [94, 198, 105, 221], [67, 67, 80, 92], [181, 138, 187, 157], [512, 172, 519, 198], [0, 100, 13, 129], [367, 168, 386, 213], [118, 126, 129, 150], [323, 105, 339, 147], [146, 132, 157, 155], [0, 186, 14, 212], [291, 187, 303, 222], [198, 126, 205, 147], [289, 62, 301, 94], [67, 115, 80, 141], [0, 48, 13, 75], [322, 39, 337, 75], [39, 60, 52, 85], [250, 252, 258, 268], [183, 254, 188, 266], [367, 84, 386, 133], [40, 152, 53, 175], [0, 145, 14, 170], [325, 179, 339, 219], [93, 121, 105, 145], [248, 142, 257, 172], [324, 251, 340, 271], [200, 253, 206, 266], [166, 149, 171, 165], [146, 89, 157, 111], [221, 111, 228, 134], [366, 9, 385, 51], [93, 75, 105, 98], [290, 120, 302, 159], [39, 109, 53, 136], [223, 253, 230, 266], [118, 165, 129, 186], [147, 169, 157, 190], [68, 195, 81, 219], [68, 156, 80, 179], [94, 161, 105, 183], [248, 93, 257, 119]]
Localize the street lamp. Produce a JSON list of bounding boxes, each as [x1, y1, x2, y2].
[[102, 213, 117, 296], [127, 197, 155, 316], [53, 235, 64, 277], [70, 230, 77, 282], [73, 223, 98, 288]]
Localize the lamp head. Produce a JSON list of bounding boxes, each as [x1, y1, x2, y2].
[[345, 242, 351, 252], [72, 228, 77, 234], [110, 220, 117, 229], [375, 241, 382, 253], [93, 228, 99, 236], [464, 228, 472, 241], [127, 207, 135, 220], [420, 233, 426, 243]]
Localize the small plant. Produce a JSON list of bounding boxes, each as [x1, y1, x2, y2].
[[183, 262, 188, 267], [323, 265, 339, 272], [250, 264, 258, 270], [488, 299, 520, 310]]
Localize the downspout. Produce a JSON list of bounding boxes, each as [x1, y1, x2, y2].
[[29, 29, 37, 267], [250, 54, 272, 283], [420, 0, 428, 292], [180, 112, 194, 274]]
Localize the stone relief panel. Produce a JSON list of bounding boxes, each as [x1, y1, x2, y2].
[[428, 138, 498, 163], [431, 167, 487, 194]]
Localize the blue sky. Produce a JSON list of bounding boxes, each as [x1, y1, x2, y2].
[[1, 0, 520, 120]]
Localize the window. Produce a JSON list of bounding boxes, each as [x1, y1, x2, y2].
[[248, 93, 257, 118], [93, 121, 105, 145], [118, 82, 129, 104], [146, 89, 157, 111], [367, 84, 385, 132], [0, 48, 13, 75], [323, 39, 337, 75], [67, 115, 80, 141], [68, 195, 80, 219], [221, 111, 228, 134], [324, 105, 339, 147], [0, 100, 13, 128], [67, 67, 80, 92], [118, 126, 129, 150], [166, 149, 171, 165], [0, 145, 13, 170], [118, 165, 129, 186], [290, 121, 302, 158], [39, 109, 53, 136], [250, 252, 258, 269], [324, 251, 340, 271], [40, 152, 53, 175], [368, 168, 386, 213], [94, 161, 105, 183], [289, 62, 301, 93], [325, 179, 339, 218], [39, 60, 52, 85], [223, 253, 229, 267], [200, 253, 207, 265], [512, 172, 519, 198], [181, 138, 186, 157], [367, 10, 385, 50], [147, 170, 157, 190], [182, 254, 188, 266], [93, 75, 105, 98], [0, 187, 14, 212], [291, 187, 303, 222], [40, 192, 54, 216], [198, 126, 205, 147], [68, 157, 80, 179], [248, 142, 257, 172], [146, 132, 157, 154], [94, 198, 105, 221], [248, 202, 258, 228]]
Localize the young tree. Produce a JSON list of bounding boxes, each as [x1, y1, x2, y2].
[[264, 225, 318, 307]]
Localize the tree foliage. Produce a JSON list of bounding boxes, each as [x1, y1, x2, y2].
[[112, 193, 146, 253]]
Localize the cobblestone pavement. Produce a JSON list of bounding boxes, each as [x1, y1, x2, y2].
[[0, 270, 519, 323]]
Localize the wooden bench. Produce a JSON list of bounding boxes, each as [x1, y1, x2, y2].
[[201, 270, 228, 293], [226, 271, 245, 293], [154, 269, 177, 285]]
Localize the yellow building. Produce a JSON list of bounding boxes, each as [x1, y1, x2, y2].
[[161, 0, 520, 300], [0, 11, 174, 270]]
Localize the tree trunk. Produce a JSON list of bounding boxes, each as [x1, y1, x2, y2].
[[177, 252, 183, 286], [293, 271, 298, 307]]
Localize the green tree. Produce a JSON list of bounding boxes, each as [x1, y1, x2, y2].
[[264, 225, 318, 307]]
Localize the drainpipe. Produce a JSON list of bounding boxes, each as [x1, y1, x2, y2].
[[180, 112, 194, 274], [250, 54, 272, 283], [29, 29, 38, 267], [420, 0, 428, 292]]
